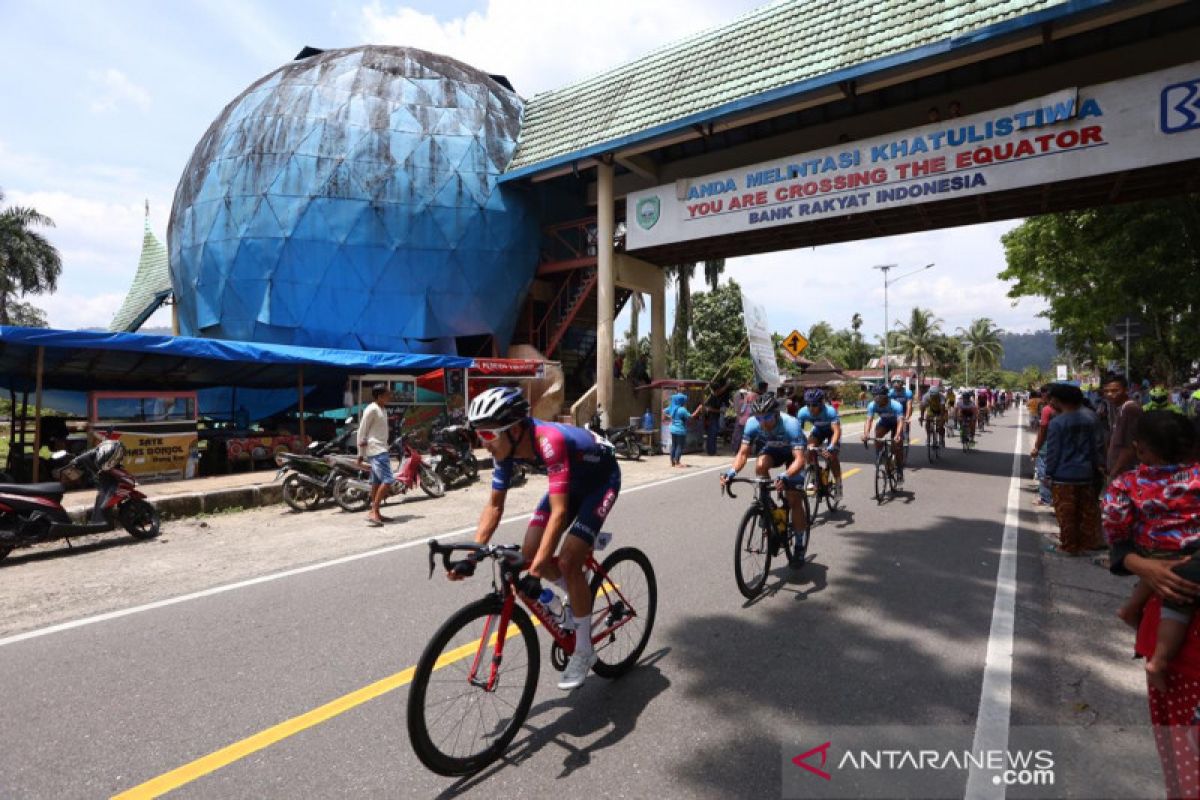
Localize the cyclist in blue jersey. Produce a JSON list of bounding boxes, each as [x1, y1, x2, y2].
[[864, 388, 907, 483], [796, 388, 843, 492], [453, 386, 620, 691], [719, 393, 809, 565], [888, 378, 914, 474]]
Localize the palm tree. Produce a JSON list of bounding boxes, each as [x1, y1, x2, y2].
[[893, 307, 944, 395], [666, 258, 724, 377], [957, 317, 1005, 380], [0, 189, 61, 326]]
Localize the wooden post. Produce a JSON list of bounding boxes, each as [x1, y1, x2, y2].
[[31, 346, 44, 483], [297, 367, 306, 445]]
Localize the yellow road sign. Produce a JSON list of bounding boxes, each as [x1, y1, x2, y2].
[[782, 330, 809, 358]]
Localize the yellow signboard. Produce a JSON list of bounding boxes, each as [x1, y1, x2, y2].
[[782, 330, 809, 358], [114, 431, 198, 481]]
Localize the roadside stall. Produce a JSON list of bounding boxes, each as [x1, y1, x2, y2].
[[90, 390, 200, 481], [639, 379, 708, 455]]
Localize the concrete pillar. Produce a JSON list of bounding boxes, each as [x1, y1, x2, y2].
[[596, 160, 615, 427], [651, 286, 666, 381]]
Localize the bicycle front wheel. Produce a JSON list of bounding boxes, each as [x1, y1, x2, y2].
[[734, 507, 772, 599], [874, 452, 887, 504], [590, 547, 657, 678], [407, 597, 539, 776]]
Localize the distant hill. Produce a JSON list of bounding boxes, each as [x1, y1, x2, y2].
[[1000, 330, 1057, 370]]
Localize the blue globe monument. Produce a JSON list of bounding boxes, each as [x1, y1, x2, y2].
[[169, 46, 539, 354]]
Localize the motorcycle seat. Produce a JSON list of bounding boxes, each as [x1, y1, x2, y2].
[[0, 482, 65, 499]]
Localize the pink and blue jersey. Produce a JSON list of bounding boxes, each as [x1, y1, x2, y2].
[[492, 419, 616, 495]]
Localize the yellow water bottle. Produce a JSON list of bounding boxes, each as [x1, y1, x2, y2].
[[772, 507, 787, 532]]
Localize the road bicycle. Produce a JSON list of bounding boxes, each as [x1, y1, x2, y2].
[[407, 538, 657, 776], [721, 476, 807, 599], [960, 415, 977, 452], [802, 444, 842, 518], [922, 416, 945, 463], [865, 436, 901, 503]]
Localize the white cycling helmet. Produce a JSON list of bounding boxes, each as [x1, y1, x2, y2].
[[467, 386, 530, 428]]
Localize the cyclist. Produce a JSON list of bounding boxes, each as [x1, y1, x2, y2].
[[796, 388, 843, 492], [919, 385, 949, 443], [1144, 386, 1184, 415], [864, 388, 907, 483], [889, 377, 914, 453], [956, 389, 978, 442], [720, 393, 809, 566], [453, 386, 621, 691], [977, 386, 992, 429], [945, 387, 958, 432]]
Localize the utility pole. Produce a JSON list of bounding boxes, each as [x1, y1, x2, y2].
[[873, 263, 934, 389]]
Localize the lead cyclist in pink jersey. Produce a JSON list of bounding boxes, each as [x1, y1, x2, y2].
[[450, 386, 621, 690]]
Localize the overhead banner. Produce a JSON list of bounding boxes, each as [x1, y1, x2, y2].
[[742, 292, 780, 390], [628, 61, 1200, 250]]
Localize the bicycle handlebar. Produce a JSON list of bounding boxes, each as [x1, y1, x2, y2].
[[720, 475, 773, 499], [426, 538, 523, 579]]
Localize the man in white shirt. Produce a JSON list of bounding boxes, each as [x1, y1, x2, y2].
[[357, 383, 394, 526]]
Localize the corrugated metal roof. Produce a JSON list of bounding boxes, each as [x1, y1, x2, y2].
[[109, 215, 172, 332], [507, 0, 1093, 175]]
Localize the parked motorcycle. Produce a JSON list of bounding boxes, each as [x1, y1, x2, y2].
[[275, 426, 357, 512], [587, 412, 644, 461], [428, 424, 479, 487], [333, 433, 445, 512], [0, 439, 160, 561]]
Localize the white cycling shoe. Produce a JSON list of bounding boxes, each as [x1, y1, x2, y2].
[[557, 650, 598, 690]]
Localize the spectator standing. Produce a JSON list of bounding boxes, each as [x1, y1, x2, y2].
[[664, 392, 691, 467], [1104, 373, 1143, 477], [1042, 384, 1105, 554], [732, 383, 758, 453], [357, 383, 395, 527], [1029, 384, 1055, 506], [698, 378, 732, 456]]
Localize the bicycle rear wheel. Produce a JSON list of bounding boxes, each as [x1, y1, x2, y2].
[[734, 507, 772, 599], [590, 547, 657, 678], [823, 470, 842, 514], [407, 597, 539, 776]]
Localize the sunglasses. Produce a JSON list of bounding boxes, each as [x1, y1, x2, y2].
[[755, 413, 778, 424], [474, 421, 520, 443]]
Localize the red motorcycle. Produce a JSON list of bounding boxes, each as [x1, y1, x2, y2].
[[332, 433, 445, 512], [0, 439, 160, 561]]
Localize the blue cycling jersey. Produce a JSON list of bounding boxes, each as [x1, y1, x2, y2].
[[867, 399, 905, 420], [796, 404, 841, 433], [889, 387, 914, 410], [742, 413, 806, 450]]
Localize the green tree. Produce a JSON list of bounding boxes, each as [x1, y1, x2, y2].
[[666, 258, 725, 377], [845, 312, 874, 370], [690, 279, 753, 385], [1000, 197, 1200, 383], [0, 189, 62, 326], [8, 300, 47, 327], [892, 307, 944, 392], [957, 318, 1005, 379]]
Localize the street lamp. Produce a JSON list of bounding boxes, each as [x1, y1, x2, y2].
[[872, 263, 934, 386]]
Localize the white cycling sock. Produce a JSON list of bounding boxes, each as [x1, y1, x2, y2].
[[573, 615, 593, 655]]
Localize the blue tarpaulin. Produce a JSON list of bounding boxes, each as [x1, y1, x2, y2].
[[0, 327, 473, 393]]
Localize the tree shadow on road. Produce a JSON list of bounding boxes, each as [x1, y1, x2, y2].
[[0, 534, 150, 567]]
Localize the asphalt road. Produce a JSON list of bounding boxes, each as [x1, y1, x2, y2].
[[0, 414, 1159, 799]]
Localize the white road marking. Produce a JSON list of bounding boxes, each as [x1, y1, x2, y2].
[[965, 409, 1025, 799], [0, 465, 723, 648]]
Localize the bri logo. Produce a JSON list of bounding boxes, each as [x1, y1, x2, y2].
[[1161, 79, 1200, 133]]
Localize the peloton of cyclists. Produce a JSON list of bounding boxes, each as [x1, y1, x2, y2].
[[796, 388, 843, 494], [454, 386, 621, 691], [720, 393, 809, 567], [864, 387, 907, 483]]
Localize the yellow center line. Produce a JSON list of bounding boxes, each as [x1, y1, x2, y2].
[[113, 616, 539, 799], [114, 580, 622, 799]]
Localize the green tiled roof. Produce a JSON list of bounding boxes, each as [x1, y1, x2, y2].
[[109, 214, 172, 332], [507, 0, 1079, 174]]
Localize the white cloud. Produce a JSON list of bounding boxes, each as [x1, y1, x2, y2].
[[87, 68, 152, 114], [359, 0, 766, 96]]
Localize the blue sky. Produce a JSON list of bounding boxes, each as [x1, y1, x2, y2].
[[0, 0, 1045, 338]]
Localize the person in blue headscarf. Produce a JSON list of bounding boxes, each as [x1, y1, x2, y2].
[[664, 392, 692, 467]]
